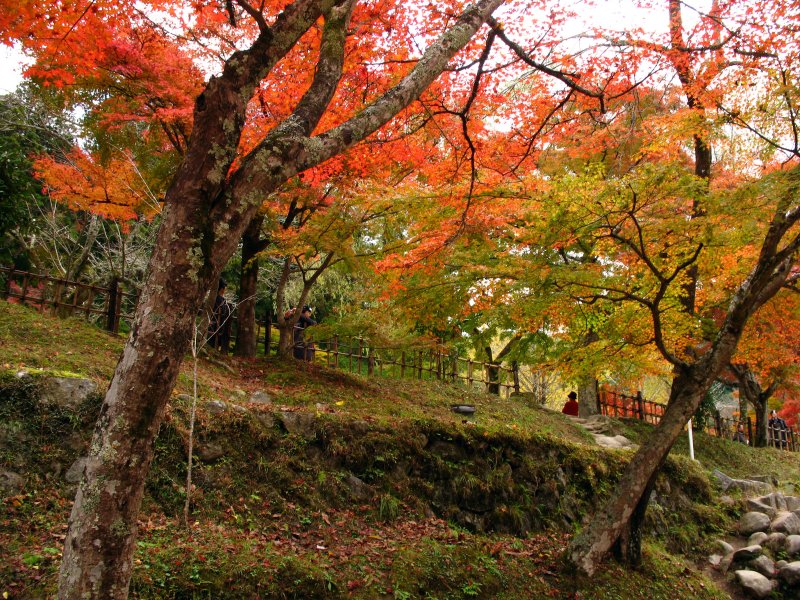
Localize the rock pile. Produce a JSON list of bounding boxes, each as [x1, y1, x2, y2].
[[567, 414, 637, 450], [709, 490, 800, 598]]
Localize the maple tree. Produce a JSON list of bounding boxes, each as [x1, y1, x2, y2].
[[5, 0, 800, 593], [6, 0, 593, 596], [728, 294, 800, 445]]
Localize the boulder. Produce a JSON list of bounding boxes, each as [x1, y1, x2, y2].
[[711, 469, 734, 491], [249, 391, 272, 405], [708, 554, 723, 567], [734, 570, 774, 598], [746, 499, 777, 519], [195, 442, 225, 462], [786, 535, 800, 556], [740, 512, 771, 535], [719, 554, 734, 574], [758, 492, 788, 511], [345, 474, 371, 500], [39, 377, 97, 410], [776, 560, 789, 570], [205, 400, 228, 414], [770, 511, 800, 535], [748, 532, 769, 547], [748, 555, 775, 578], [766, 532, 787, 553], [786, 496, 800, 512], [0, 470, 25, 493], [731, 479, 773, 495], [230, 404, 249, 415], [732, 545, 763, 563], [65, 458, 88, 484], [277, 411, 317, 440], [254, 412, 276, 430], [715, 539, 734, 555], [777, 561, 800, 587]]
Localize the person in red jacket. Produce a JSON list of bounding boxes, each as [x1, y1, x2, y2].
[[562, 391, 579, 416]]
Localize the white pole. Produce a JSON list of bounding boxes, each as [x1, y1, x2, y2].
[[688, 418, 696, 461]]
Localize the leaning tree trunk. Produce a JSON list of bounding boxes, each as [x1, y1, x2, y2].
[[568, 365, 720, 575], [568, 231, 795, 575], [57, 192, 229, 598], [235, 214, 265, 358]]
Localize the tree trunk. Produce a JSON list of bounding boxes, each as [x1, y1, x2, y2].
[[278, 323, 295, 357], [487, 364, 500, 394], [235, 214, 265, 358], [578, 376, 599, 418], [754, 396, 768, 448], [57, 196, 222, 599], [568, 367, 715, 575], [732, 364, 772, 448], [612, 473, 658, 568]]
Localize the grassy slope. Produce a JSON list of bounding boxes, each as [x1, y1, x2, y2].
[[2, 301, 796, 599]]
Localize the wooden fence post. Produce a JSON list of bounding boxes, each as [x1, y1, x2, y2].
[[400, 351, 406, 378], [636, 391, 645, 421], [265, 316, 272, 356], [368, 346, 374, 376], [512, 361, 520, 395], [106, 278, 122, 332], [2, 267, 13, 299], [451, 353, 457, 382], [348, 337, 353, 373], [417, 350, 423, 379], [21, 273, 31, 305], [467, 359, 473, 387], [332, 335, 339, 368]]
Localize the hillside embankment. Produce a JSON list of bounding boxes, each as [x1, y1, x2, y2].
[[2, 301, 799, 599]]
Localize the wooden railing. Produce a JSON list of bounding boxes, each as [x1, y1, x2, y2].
[[1, 267, 137, 333], [312, 335, 521, 397], [598, 386, 798, 451], [598, 388, 665, 424]]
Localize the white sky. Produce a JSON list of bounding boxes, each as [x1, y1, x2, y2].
[[0, 44, 30, 94], [0, 0, 711, 95]]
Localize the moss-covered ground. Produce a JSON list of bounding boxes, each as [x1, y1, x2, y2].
[[1, 302, 797, 598]]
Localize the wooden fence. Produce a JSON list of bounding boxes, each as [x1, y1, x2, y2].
[[0, 269, 529, 397], [1, 267, 137, 333], [598, 387, 798, 451], [598, 388, 666, 424], [309, 335, 521, 396]]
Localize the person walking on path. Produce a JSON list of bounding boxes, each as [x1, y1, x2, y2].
[[562, 391, 579, 416]]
